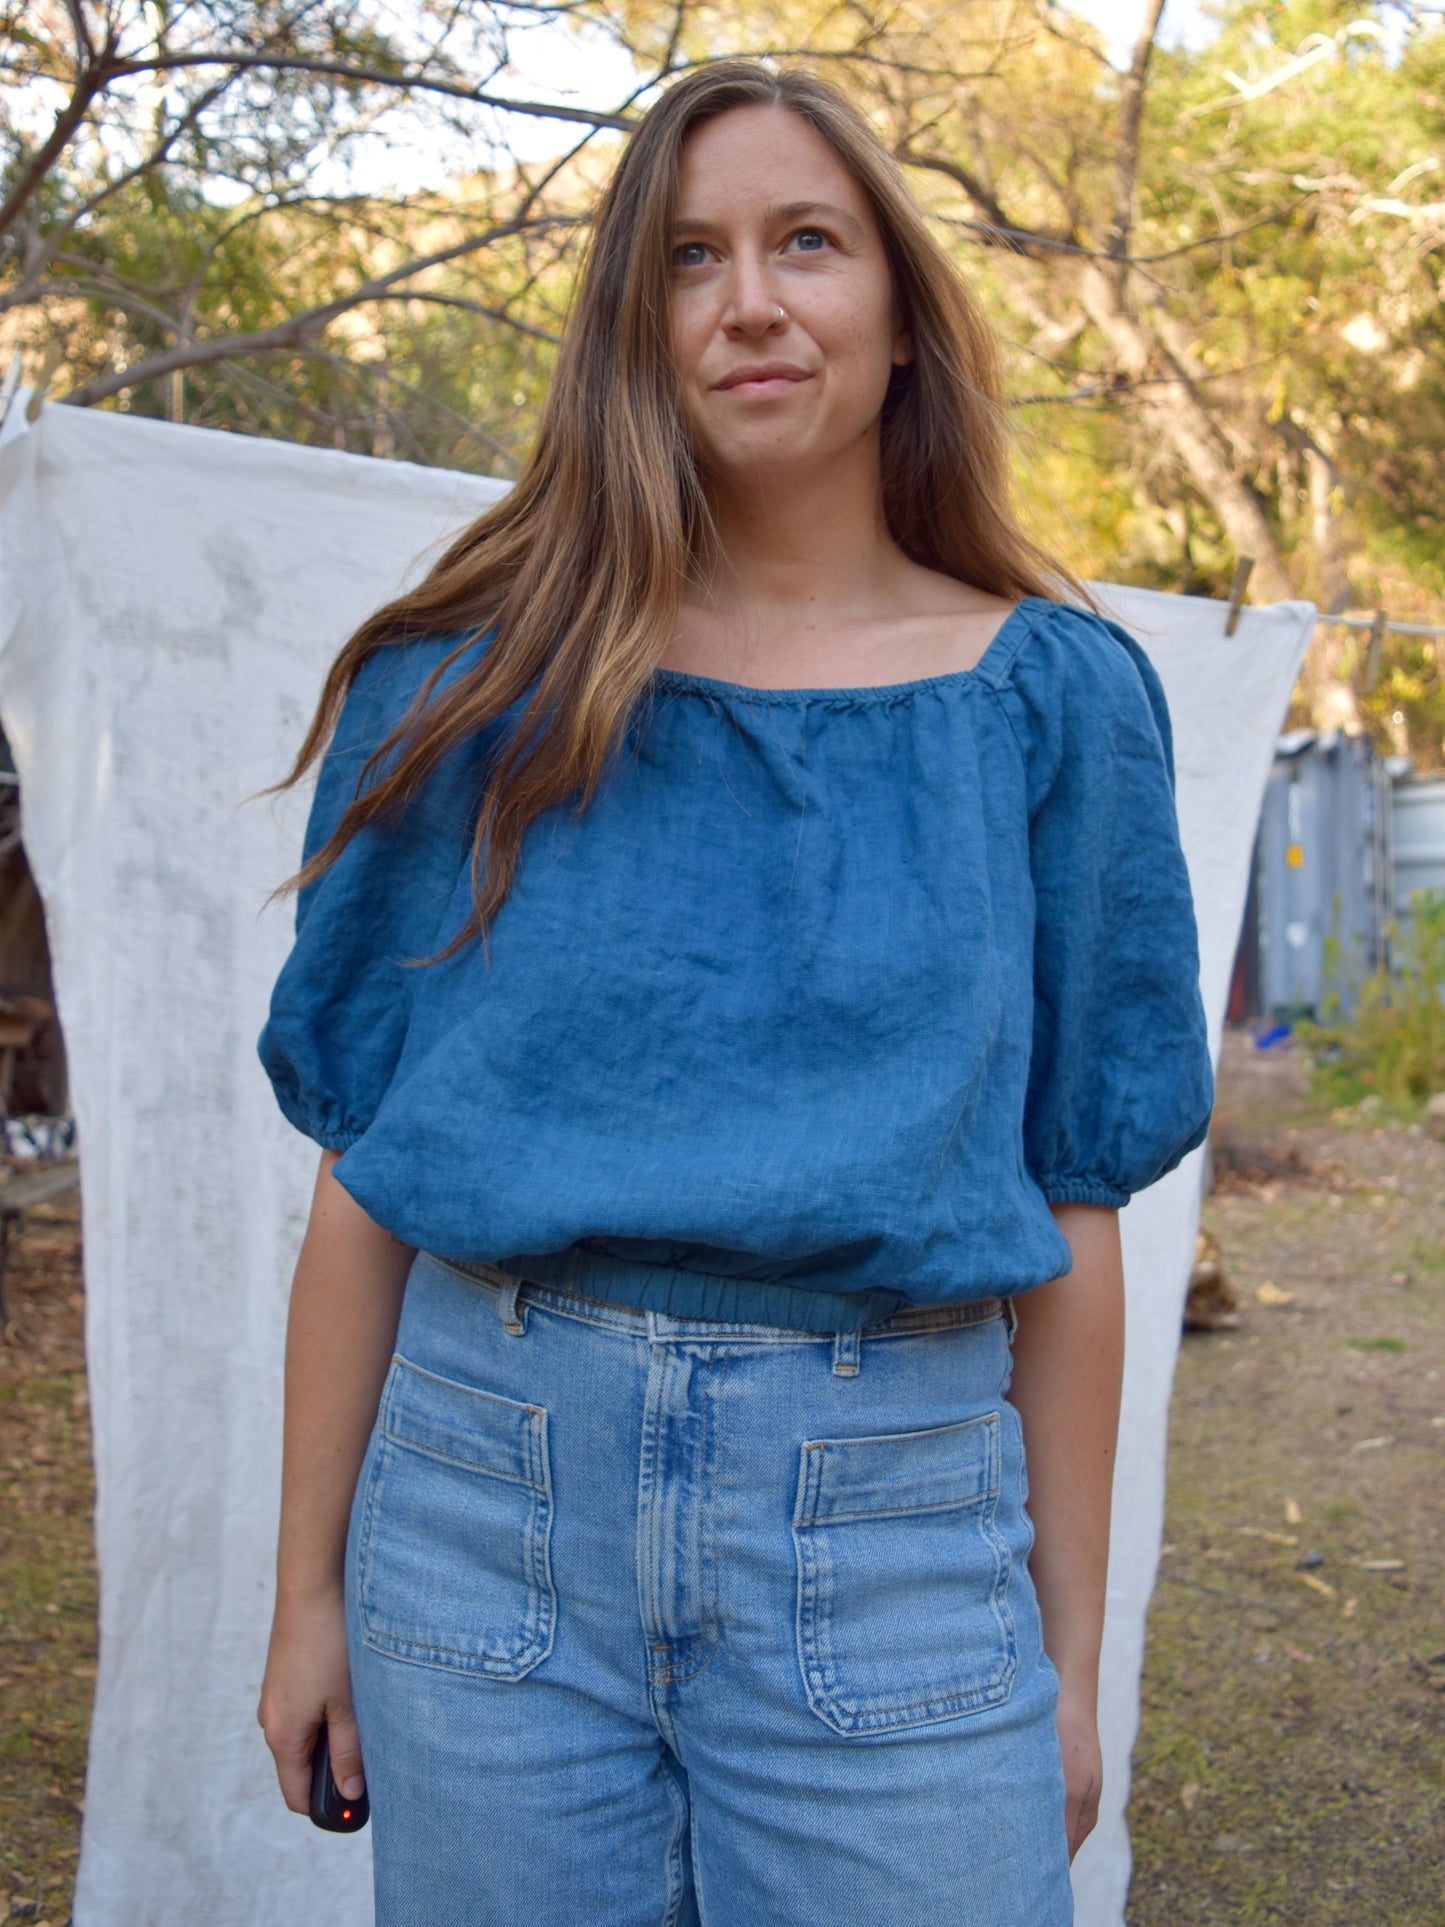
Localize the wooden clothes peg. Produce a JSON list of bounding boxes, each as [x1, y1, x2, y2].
[[0, 352, 22, 432], [1363, 609, 1388, 691], [25, 344, 61, 422], [1224, 555, 1255, 635]]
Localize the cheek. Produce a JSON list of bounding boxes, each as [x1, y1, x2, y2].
[[826, 298, 903, 403], [671, 296, 713, 383], [814, 280, 897, 366]]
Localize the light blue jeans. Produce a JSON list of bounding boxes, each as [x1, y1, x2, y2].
[[344, 1252, 1073, 1925]]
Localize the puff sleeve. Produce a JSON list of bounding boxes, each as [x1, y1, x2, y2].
[[1007, 605, 1215, 1208], [256, 635, 488, 1151]]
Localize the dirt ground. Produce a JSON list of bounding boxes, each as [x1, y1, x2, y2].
[[1128, 1027, 1445, 1924], [0, 1027, 1442, 1923], [0, 1187, 92, 1926]]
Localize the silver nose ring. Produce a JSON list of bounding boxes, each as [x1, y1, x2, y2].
[[774, 305, 787, 324]]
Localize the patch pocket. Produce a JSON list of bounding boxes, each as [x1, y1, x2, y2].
[[356, 1355, 555, 1678], [792, 1412, 1017, 1735]]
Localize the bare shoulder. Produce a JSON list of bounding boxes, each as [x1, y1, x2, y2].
[[899, 563, 1015, 619], [890, 563, 1022, 674]]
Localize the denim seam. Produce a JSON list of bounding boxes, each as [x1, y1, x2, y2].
[[980, 1421, 1021, 1692], [681, 1342, 724, 1685], [803, 1491, 1003, 1527], [658, 1751, 691, 1927], [377, 1426, 539, 1490], [638, 1341, 667, 1702], [640, 1345, 722, 1691]]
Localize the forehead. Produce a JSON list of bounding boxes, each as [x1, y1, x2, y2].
[[673, 104, 874, 228]]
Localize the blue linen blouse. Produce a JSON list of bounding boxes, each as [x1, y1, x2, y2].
[[257, 595, 1214, 1330]]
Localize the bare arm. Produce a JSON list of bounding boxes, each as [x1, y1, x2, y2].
[[1008, 1201, 1126, 1860], [257, 1148, 416, 1811]]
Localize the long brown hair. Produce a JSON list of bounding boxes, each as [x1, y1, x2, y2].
[[267, 58, 1091, 959]]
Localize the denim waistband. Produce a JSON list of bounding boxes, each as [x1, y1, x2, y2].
[[422, 1252, 1014, 1350]]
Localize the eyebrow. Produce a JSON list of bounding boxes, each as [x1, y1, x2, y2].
[[669, 199, 867, 241]]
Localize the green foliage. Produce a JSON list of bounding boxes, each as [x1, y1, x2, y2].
[[1295, 888, 1445, 1107]]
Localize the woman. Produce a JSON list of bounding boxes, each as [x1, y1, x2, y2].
[[256, 58, 1214, 1926]]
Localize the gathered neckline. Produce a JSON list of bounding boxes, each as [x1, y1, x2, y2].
[[647, 597, 1044, 705]]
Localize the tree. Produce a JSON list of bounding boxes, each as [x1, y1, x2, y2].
[[5, 0, 1441, 758], [0, 0, 643, 463]]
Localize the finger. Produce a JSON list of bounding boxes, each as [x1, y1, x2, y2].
[[326, 1704, 367, 1801], [264, 1718, 319, 1815], [1066, 1780, 1101, 1861]]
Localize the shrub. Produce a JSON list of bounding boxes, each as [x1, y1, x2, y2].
[[1295, 888, 1445, 1109]]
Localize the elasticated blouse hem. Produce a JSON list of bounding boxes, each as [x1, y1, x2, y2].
[[504, 1246, 905, 1333]]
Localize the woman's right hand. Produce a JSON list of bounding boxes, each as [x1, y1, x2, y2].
[[257, 1585, 366, 1813], [260, 1152, 412, 1814]]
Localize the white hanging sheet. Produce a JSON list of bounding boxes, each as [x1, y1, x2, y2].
[[0, 398, 1313, 1925]]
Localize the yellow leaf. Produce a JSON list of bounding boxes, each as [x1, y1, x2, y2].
[[1255, 1281, 1296, 1306]]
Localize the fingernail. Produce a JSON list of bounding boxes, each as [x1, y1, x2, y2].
[[341, 1775, 365, 1798]]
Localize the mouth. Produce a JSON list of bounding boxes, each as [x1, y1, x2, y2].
[[713, 366, 812, 397]]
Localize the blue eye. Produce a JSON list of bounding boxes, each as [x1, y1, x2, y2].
[[674, 242, 708, 268], [793, 229, 829, 252]]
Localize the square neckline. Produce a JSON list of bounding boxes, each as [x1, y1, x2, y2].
[[647, 596, 1044, 704]]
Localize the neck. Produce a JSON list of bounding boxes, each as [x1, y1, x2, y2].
[[691, 442, 902, 624]]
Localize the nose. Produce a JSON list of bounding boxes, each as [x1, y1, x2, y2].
[[720, 249, 786, 338]]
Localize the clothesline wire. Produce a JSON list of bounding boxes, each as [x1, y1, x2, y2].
[[1312, 612, 1445, 639]]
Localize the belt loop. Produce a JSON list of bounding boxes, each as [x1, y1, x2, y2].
[[832, 1326, 861, 1377], [1003, 1294, 1018, 1341], [497, 1275, 528, 1336]]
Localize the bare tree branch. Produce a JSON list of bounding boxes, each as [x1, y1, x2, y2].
[[369, 289, 561, 345], [111, 50, 639, 131], [14, 69, 239, 300], [894, 143, 1053, 253], [0, 29, 118, 245], [306, 343, 517, 466], [61, 0, 96, 62], [1107, 0, 1166, 275], [62, 210, 581, 405]]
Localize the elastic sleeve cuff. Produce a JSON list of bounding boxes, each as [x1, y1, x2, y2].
[[1036, 1177, 1131, 1208], [265, 1072, 370, 1152]]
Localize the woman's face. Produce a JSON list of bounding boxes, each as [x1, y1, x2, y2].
[[667, 104, 912, 487]]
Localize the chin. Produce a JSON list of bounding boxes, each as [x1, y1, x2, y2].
[[706, 422, 827, 463]]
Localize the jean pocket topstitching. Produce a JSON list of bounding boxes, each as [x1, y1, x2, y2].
[[356, 1354, 555, 1678], [792, 1411, 1018, 1735]]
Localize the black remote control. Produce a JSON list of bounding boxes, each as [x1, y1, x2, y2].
[[308, 1721, 370, 1832]]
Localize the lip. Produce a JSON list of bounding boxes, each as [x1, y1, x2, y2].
[[713, 362, 812, 393]]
